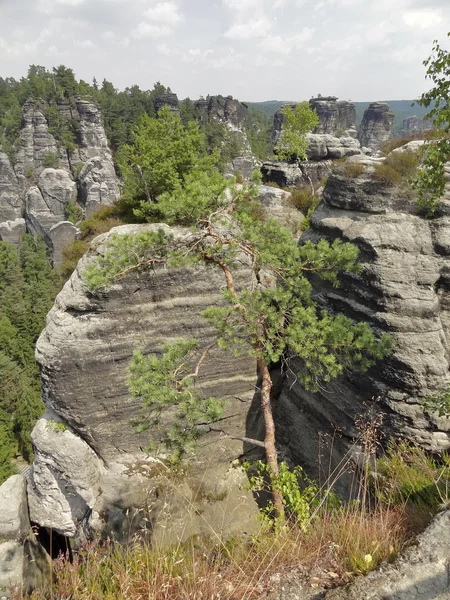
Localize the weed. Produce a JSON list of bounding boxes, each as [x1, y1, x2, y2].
[[285, 186, 315, 214], [385, 150, 419, 179], [344, 162, 366, 178], [373, 163, 403, 186], [42, 152, 59, 169]]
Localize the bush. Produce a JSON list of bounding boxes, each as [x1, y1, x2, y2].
[[373, 163, 403, 186], [61, 240, 89, 280], [42, 152, 59, 169], [65, 203, 83, 225], [60, 206, 125, 281], [385, 150, 419, 179], [285, 186, 315, 214], [344, 162, 366, 178]]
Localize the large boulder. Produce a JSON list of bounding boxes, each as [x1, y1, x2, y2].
[[261, 160, 333, 189], [28, 223, 260, 542], [0, 476, 51, 598], [358, 102, 395, 154], [0, 219, 26, 248], [306, 133, 361, 160], [276, 156, 450, 490]]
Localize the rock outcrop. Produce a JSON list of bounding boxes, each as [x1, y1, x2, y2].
[[261, 160, 333, 189], [275, 155, 450, 489], [306, 132, 361, 160], [195, 95, 248, 131], [358, 102, 394, 154], [0, 475, 51, 598], [155, 93, 180, 114], [28, 223, 260, 542], [326, 510, 450, 600], [272, 97, 357, 147], [0, 97, 120, 262], [309, 97, 356, 135]]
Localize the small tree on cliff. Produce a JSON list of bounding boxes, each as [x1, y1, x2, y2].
[[413, 32, 450, 216], [84, 178, 392, 520], [276, 102, 319, 161]]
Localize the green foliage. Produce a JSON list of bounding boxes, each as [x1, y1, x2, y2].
[[0, 407, 18, 485], [423, 384, 450, 417], [276, 103, 319, 161], [129, 340, 225, 463], [42, 151, 59, 169], [83, 229, 170, 292], [376, 441, 450, 510], [116, 107, 216, 220], [413, 32, 450, 216], [244, 105, 273, 160], [65, 203, 83, 225], [0, 236, 60, 465], [244, 460, 341, 528]]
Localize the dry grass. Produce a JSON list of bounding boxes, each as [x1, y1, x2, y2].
[[15, 429, 450, 600], [344, 162, 366, 178], [60, 206, 125, 280]]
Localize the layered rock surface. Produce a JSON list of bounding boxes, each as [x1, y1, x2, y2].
[[358, 102, 395, 153], [276, 155, 450, 488], [0, 97, 120, 259], [0, 476, 51, 598], [28, 223, 260, 541]]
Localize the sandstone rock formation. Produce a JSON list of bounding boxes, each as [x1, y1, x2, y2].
[[256, 185, 304, 235], [0, 97, 120, 262], [195, 94, 257, 181], [306, 132, 361, 160], [0, 475, 51, 598], [358, 102, 394, 154], [28, 223, 260, 542], [261, 160, 333, 189], [309, 96, 356, 135], [275, 155, 450, 490], [195, 95, 248, 131], [155, 92, 180, 113], [272, 97, 357, 147]]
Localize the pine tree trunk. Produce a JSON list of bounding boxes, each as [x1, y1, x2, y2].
[[257, 355, 285, 521]]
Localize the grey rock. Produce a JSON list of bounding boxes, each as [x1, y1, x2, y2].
[[309, 97, 356, 135], [195, 95, 248, 131], [78, 157, 119, 216], [24, 168, 77, 246], [49, 221, 79, 267], [261, 160, 333, 189], [272, 98, 357, 147], [0, 476, 51, 598], [325, 510, 450, 600], [15, 100, 70, 180], [306, 133, 361, 160], [358, 102, 395, 153], [155, 93, 180, 113], [276, 157, 450, 493], [256, 185, 304, 235], [0, 219, 26, 247], [29, 223, 260, 541], [0, 152, 21, 222], [225, 155, 258, 182]]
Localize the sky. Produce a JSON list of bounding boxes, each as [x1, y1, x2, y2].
[[0, 0, 449, 102]]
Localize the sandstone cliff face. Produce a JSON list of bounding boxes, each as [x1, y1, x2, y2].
[[358, 102, 395, 153], [0, 98, 120, 260], [276, 155, 450, 487], [272, 97, 358, 147], [195, 95, 248, 131], [28, 224, 260, 541]]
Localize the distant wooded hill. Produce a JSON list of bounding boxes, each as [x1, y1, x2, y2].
[[247, 100, 431, 134]]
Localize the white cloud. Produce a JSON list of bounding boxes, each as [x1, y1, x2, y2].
[[144, 2, 182, 25], [37, 0, 86, 13], [403, 9, 442, 28], [223, 0, 261, 12], [260, 27, 315, 55], [224, 17, 271, 40], [132, 21, 171, 39], [102, 31, 116, 41], [156, 42, 172, 55], [75, 39, 96, 48]]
